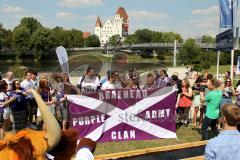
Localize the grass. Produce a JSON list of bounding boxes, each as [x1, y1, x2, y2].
[[207, 65, 231, 75], [94, 126, 202, 155]]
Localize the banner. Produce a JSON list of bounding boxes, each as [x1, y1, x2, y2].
[[56, 46, 69, 75], [219, 0, 233, 28], [67, 87, 177, 142]]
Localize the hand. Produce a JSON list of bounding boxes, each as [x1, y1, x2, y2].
[[175, 104, 178, 109], [47, 101, 54, 105], [27, 89, 32, 93]]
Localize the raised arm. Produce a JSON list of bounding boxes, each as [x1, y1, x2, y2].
[[0, 96, 16, 107], [31, 89, 61, 151]]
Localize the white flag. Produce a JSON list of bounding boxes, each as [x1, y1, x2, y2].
[[56, 46, 69, 75]]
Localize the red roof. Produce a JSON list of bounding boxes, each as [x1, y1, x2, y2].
[[116, 7, 128, 22], [83, 32, 91, 39], [95, 16, 103, 27]]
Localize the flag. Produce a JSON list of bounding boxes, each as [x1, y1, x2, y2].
[[67, 87, 177, 142], [56, 46, 69, 75], [219, 0, 233, 28]]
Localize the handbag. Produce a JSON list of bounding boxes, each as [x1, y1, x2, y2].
[[178, 95, 192, 107]]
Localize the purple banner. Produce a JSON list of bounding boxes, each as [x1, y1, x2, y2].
[[67, 86, 177, 142]]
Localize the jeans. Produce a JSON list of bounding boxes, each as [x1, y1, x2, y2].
[[201, 117, 219, 140], [26, 98, 37, 124], [221, 97, 232, 109]]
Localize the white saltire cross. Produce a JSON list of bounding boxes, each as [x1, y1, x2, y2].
[[67, 87, 177, 141]]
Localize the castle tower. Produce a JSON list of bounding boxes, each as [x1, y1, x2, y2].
[[94, 7, 129, 46], [95, 16, 102, 40]]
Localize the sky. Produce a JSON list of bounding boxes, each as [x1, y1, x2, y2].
[[0, 0, 239, 38]]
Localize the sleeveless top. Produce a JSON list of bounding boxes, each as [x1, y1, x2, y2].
[[178, 87, 192, 108]]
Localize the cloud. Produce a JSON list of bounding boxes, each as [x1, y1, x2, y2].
[[192, 5, 218, 16], [57, 12, 78, 20], [58, 0, 104, 8], [0, 4, 26, 13], [189, 16, 219, 28], [128, 10, 169, 21]]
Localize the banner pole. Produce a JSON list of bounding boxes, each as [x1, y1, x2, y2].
[[173, 40, 177, 67], [217, 51, 220, 80], [231, 49, 235, 81]]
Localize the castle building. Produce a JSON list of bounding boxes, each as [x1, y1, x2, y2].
[[95, 7, 129, 46]]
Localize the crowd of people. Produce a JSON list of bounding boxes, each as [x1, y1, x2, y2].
[[0, 67, 240, 159]]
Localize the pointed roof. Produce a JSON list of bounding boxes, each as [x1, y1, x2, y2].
[[83, 32, 91, 39], [95, 16, 103, 27], [116, 7, 128, 22]]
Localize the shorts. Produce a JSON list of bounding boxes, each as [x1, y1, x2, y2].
[[193, 95, 201, 107], [37, 104, 55, 116], [3, 107, 11, 120]]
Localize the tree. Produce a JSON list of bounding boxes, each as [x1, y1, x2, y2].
[[201, 35, 215, 43], [193, 64, 202, 75], [51, 27, 84, 48], [31, 27, 57, 60], [162, 32, 183, 43], [152, 32, 163, 43], [12, 26, 31, 58], [0, 24, 13, 49], [178, 39, 202, 65], [68, 29, 84, 48], [20, 17, 42, 34], [108, 35, 120, 46], [84, 35, 100, 47], [202, 61, 211, 73], [123, 34, 138, 44], [135, 29, 153, 43]]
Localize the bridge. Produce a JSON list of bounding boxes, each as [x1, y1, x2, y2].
[[67, 42, 216, 52]]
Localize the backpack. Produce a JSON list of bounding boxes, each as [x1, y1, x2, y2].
[[77, 75, 85, 90]]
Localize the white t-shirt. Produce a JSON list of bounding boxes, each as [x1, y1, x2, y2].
[[101, 81, 122, 90], [0, 92, 10, 114], [77, 76, 100, 94], [20, 79, 34, 98], [0, 92, 8, 106], [31, 78, 39, 90], [3, 78, 14, 91], [75, 148, 94, 160], [236, 85, 240, 92]]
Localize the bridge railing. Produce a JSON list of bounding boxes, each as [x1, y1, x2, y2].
[[66, 42, 217, 52]]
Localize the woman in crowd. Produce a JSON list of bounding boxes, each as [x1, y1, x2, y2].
[[9, 80, 28, 131], [0, 89, 78, 160], [0, 80, 16, 139], [192, 76, 202, 126], [37, 78, 55, 128], [142, 73, 157, 90], [62, 73, 79, 94], [176, 79, 193, 126], [155, 69, 170, 88], [221, 78, 235, 108], [205, 104, 240, 159], [235, 80, 240, 107]]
